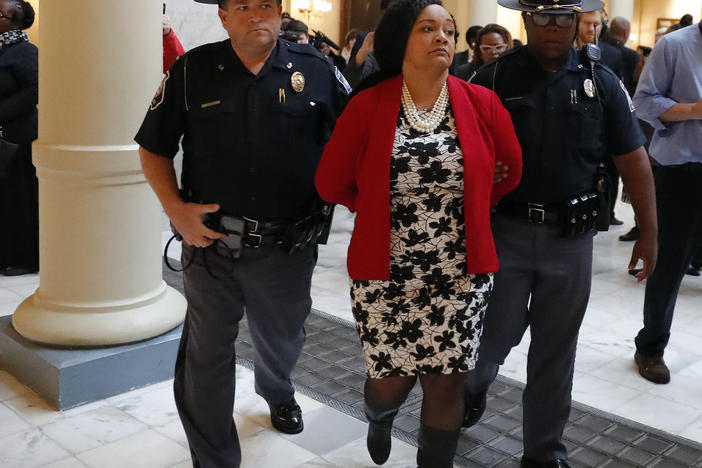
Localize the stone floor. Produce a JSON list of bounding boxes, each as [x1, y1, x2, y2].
[[0, 200, 700, 467]]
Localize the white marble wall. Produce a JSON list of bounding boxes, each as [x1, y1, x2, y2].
[[164, 0, 228, 52]]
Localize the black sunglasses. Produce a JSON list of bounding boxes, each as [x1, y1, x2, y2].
[[527, 12, 576, 28]]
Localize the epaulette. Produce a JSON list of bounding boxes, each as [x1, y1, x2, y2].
[[592, 60, 620, 81], [179, 40, 229, 61], [470, 45, 523, 88], [484, 44, 522, 71], [470, 45, 522, 85], [495, 44, 523, 61], [284, 41, 330, 63]]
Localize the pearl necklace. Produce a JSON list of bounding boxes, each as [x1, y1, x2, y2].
[[401, 80, 449, 134]]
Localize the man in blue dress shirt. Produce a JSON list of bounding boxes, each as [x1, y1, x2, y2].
[[632, 22, 702, 384]]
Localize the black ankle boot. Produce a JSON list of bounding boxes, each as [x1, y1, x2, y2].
[[364, 405, 398, 465], [416, 424, 461, 468]]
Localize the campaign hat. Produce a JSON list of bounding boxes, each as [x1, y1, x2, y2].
[[497, 0, 604, 14]]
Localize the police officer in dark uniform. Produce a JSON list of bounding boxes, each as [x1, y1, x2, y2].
[[462, 1, 658, 467], [135, 0, 349, 466]]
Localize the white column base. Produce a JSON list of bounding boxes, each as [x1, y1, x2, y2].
[[13, 283, 186, 346]]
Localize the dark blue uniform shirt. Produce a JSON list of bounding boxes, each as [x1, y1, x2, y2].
[[135, 39, 349, 220], [471, 46, 645, 204]]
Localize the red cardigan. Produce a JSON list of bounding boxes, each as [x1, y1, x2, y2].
[[163, 30, 186, 75], [316, 75, 522, 280]]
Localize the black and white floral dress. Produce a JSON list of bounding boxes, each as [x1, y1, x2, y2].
[[350, 106, 494, 379]]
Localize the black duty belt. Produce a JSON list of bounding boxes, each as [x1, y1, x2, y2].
[[240, 216, 286, 248], [496, 199, 561, 225]]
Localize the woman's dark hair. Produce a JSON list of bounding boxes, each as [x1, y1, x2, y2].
[[374, 0, 446, 77], [466, 25, 483, 45], [679, 14, 693, 27], [6, 0, 34, 30], [469, 23, 513, 69], [353, 0, 451, 96], [665, 23, 682, 34]]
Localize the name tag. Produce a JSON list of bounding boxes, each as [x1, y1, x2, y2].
[[201, 100, 221, 109]]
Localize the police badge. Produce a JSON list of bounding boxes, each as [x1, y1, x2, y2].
[[291, 72, 305, 93], [583, 78, 596, 99]]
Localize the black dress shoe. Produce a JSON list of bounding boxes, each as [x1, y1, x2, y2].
[[521, 457, 571, 468], [269, 399, 303, 434], [610, 216, 624, 226], [462, 390, 487, 428], [685, 265, 701, 277]]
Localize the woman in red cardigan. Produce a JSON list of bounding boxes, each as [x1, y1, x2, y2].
[[315, 1, 521, 466]]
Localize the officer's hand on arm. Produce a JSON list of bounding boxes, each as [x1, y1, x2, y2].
[[494, 161, 509, 184], [139, 147, 227, 248], [614, 147, 658, 282], [355, 32, 374, 67]]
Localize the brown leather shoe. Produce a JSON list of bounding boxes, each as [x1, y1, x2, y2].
[[634, 352, 670, 384]]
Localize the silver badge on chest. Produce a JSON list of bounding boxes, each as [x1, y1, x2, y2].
[[583, 79, 596, 98]]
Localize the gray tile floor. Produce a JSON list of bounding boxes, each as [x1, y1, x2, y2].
[[166, 264, 702, 468], [1, 211, 700, 468], [246, 310, 702, 468]]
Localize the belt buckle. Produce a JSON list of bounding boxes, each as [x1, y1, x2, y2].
[[528, 203, 545, 224], [242, 216, 262, 248], [242, 216, 259, 234], [245, 233, 263, 248]]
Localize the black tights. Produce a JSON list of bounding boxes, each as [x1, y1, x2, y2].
[[365, 372, 465, 431]]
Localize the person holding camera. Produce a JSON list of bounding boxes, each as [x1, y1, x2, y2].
[[135, 0, 349, 466], [281, 17, 309, 44], [343, 0, 397, 88], [463, 1, 658, 466]]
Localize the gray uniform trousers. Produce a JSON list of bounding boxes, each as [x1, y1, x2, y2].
[[467, 213, 594, 463], [174, 242, 316, 468]]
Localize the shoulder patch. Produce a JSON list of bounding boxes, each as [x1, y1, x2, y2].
[[150, 70, 169, 111], [619, 79, 636, 113], [335, 66, 352, 94]]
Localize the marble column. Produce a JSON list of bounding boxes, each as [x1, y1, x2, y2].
[[607, 0, 635, 22], [444, 0, 498, 49], [467, 0, 499, 27], [12, 0, 186, 346]]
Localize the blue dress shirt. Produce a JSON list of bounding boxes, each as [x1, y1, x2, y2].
[[633, 24, 702, 165]]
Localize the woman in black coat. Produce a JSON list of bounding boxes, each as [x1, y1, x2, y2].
[[0, 0, 38, 276]]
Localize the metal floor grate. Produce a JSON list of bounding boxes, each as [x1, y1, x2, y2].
[[164, 262, 702, 468]]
